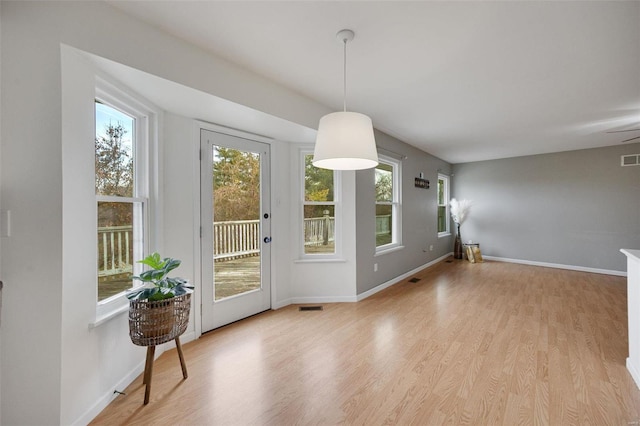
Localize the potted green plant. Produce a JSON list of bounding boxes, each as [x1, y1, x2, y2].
[[127, 252, 194, 301], [127, 253, 194, 344]]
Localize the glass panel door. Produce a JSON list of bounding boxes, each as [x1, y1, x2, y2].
[[201, 130, 271, 332], [212, 146, 262, 300]]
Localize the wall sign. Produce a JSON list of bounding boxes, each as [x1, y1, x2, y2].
[[414, 176, 430, 189]]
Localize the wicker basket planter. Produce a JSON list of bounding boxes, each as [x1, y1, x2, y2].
[[129, 293, 191, 347], [125, 253, 194, 404]]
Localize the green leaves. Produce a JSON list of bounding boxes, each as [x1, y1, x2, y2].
[[127, 253, 193, 301], [138, 252, 165, 269], [304, 154, 334, 202], [375, 163, 393, 202], [95, 119, 133, 198], [134, 254, 181, 282], [213, 147, 261, 221]]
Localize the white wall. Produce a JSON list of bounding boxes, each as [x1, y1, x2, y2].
[[2, 3, 65, 423], [1, 2, 454, 423], [0, 2, 332, 424], [60, 45, 148, 425], [161, 114, 298, 318], [269, 140, 294, 308], [288, 149, 359, 303], [158, 113, 199, 335]]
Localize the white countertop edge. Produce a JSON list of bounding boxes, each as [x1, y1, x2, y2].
[[621, 249, 640, 262]]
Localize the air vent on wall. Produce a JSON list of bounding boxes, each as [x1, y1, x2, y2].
[[621, 154, 640, 167]]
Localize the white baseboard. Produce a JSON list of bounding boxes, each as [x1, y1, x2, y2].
[[273, 296, 356, 308], [483, 255, 626, 277], [290, 295, 358, 304], [74, 330, 197, 426], [275, 253, 454, 307], [78, 255, 454, 424], [627, 357, 640, 391], [356, 252, 453, 301], [73, 359, 145, 426], [273, 298, 292, 310]]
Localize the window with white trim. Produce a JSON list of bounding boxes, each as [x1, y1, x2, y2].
[[95, 86, 149, 303], [375, 156, 402, 251], [301, 151, 340, 257], [437, 173, 450, 236]]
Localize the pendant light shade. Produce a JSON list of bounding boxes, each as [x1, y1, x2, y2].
[[313, 111, 378, 170], [313, 29, 378, 171]]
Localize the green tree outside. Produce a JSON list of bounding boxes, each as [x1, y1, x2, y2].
[[213, 147, 260, 222]]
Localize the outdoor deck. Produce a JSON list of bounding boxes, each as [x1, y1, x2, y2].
[[214, 255, 260, 299], [98, 217, 392, 301], [98, 218, 340, 300], [98, 255, 262, 301]]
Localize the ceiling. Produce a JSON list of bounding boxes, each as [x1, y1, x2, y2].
[[107, 1, 640, 164]]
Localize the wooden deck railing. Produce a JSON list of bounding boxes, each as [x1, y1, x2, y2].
[[304, 216, 335, 246], [98, 225, 133, 277], [98, 215, 389, 276], [375, 214, 391, 236], [214, 220, 260, 261]]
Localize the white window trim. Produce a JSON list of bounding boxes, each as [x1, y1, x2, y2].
[[375, 155, 402, 254], [375, 244, 405, 257], [299, 148, 343, 260], [437, 173, 450, 238], [94, 77, 158, 322]]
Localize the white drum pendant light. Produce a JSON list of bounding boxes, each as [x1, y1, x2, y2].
[[313, 29, 378, 170]]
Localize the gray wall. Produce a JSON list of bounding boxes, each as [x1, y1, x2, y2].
[[356, 130, 452, 294], [452, 142, 640, 273]]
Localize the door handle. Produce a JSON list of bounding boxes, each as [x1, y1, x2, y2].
[[264, 237, 272, 243]]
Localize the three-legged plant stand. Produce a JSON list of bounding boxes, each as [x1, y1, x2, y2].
[[141, 336, 188, 404], [129, 294, 192, 404]]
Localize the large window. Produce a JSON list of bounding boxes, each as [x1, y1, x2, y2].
[[95, 93, 148, 302], [375, 156, 401, 251], [302, 152, 338, 256], [437, 173, 450, 236]]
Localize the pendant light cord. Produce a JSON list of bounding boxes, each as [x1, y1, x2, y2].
[[343, 37, 347, 112]]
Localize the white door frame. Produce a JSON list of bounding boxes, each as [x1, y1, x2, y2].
[[193, 122, 275, 336]]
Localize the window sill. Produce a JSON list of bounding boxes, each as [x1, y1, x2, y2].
[[294, 258, 348, 264], [375, 245, 405, 257], [89, 303, 129, 329], [438, 232, 451, 239]]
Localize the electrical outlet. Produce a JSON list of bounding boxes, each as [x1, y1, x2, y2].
[[429, 245, 433, 251], [374, 263, 378, 272]]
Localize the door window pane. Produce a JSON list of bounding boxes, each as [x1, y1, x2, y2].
[[213, 146, 261, 300]]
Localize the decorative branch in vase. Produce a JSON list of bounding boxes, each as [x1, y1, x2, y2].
[[450, 198, 472, 259]]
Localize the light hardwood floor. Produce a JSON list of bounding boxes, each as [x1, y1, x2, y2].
[[91, 259, 640, 425]]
